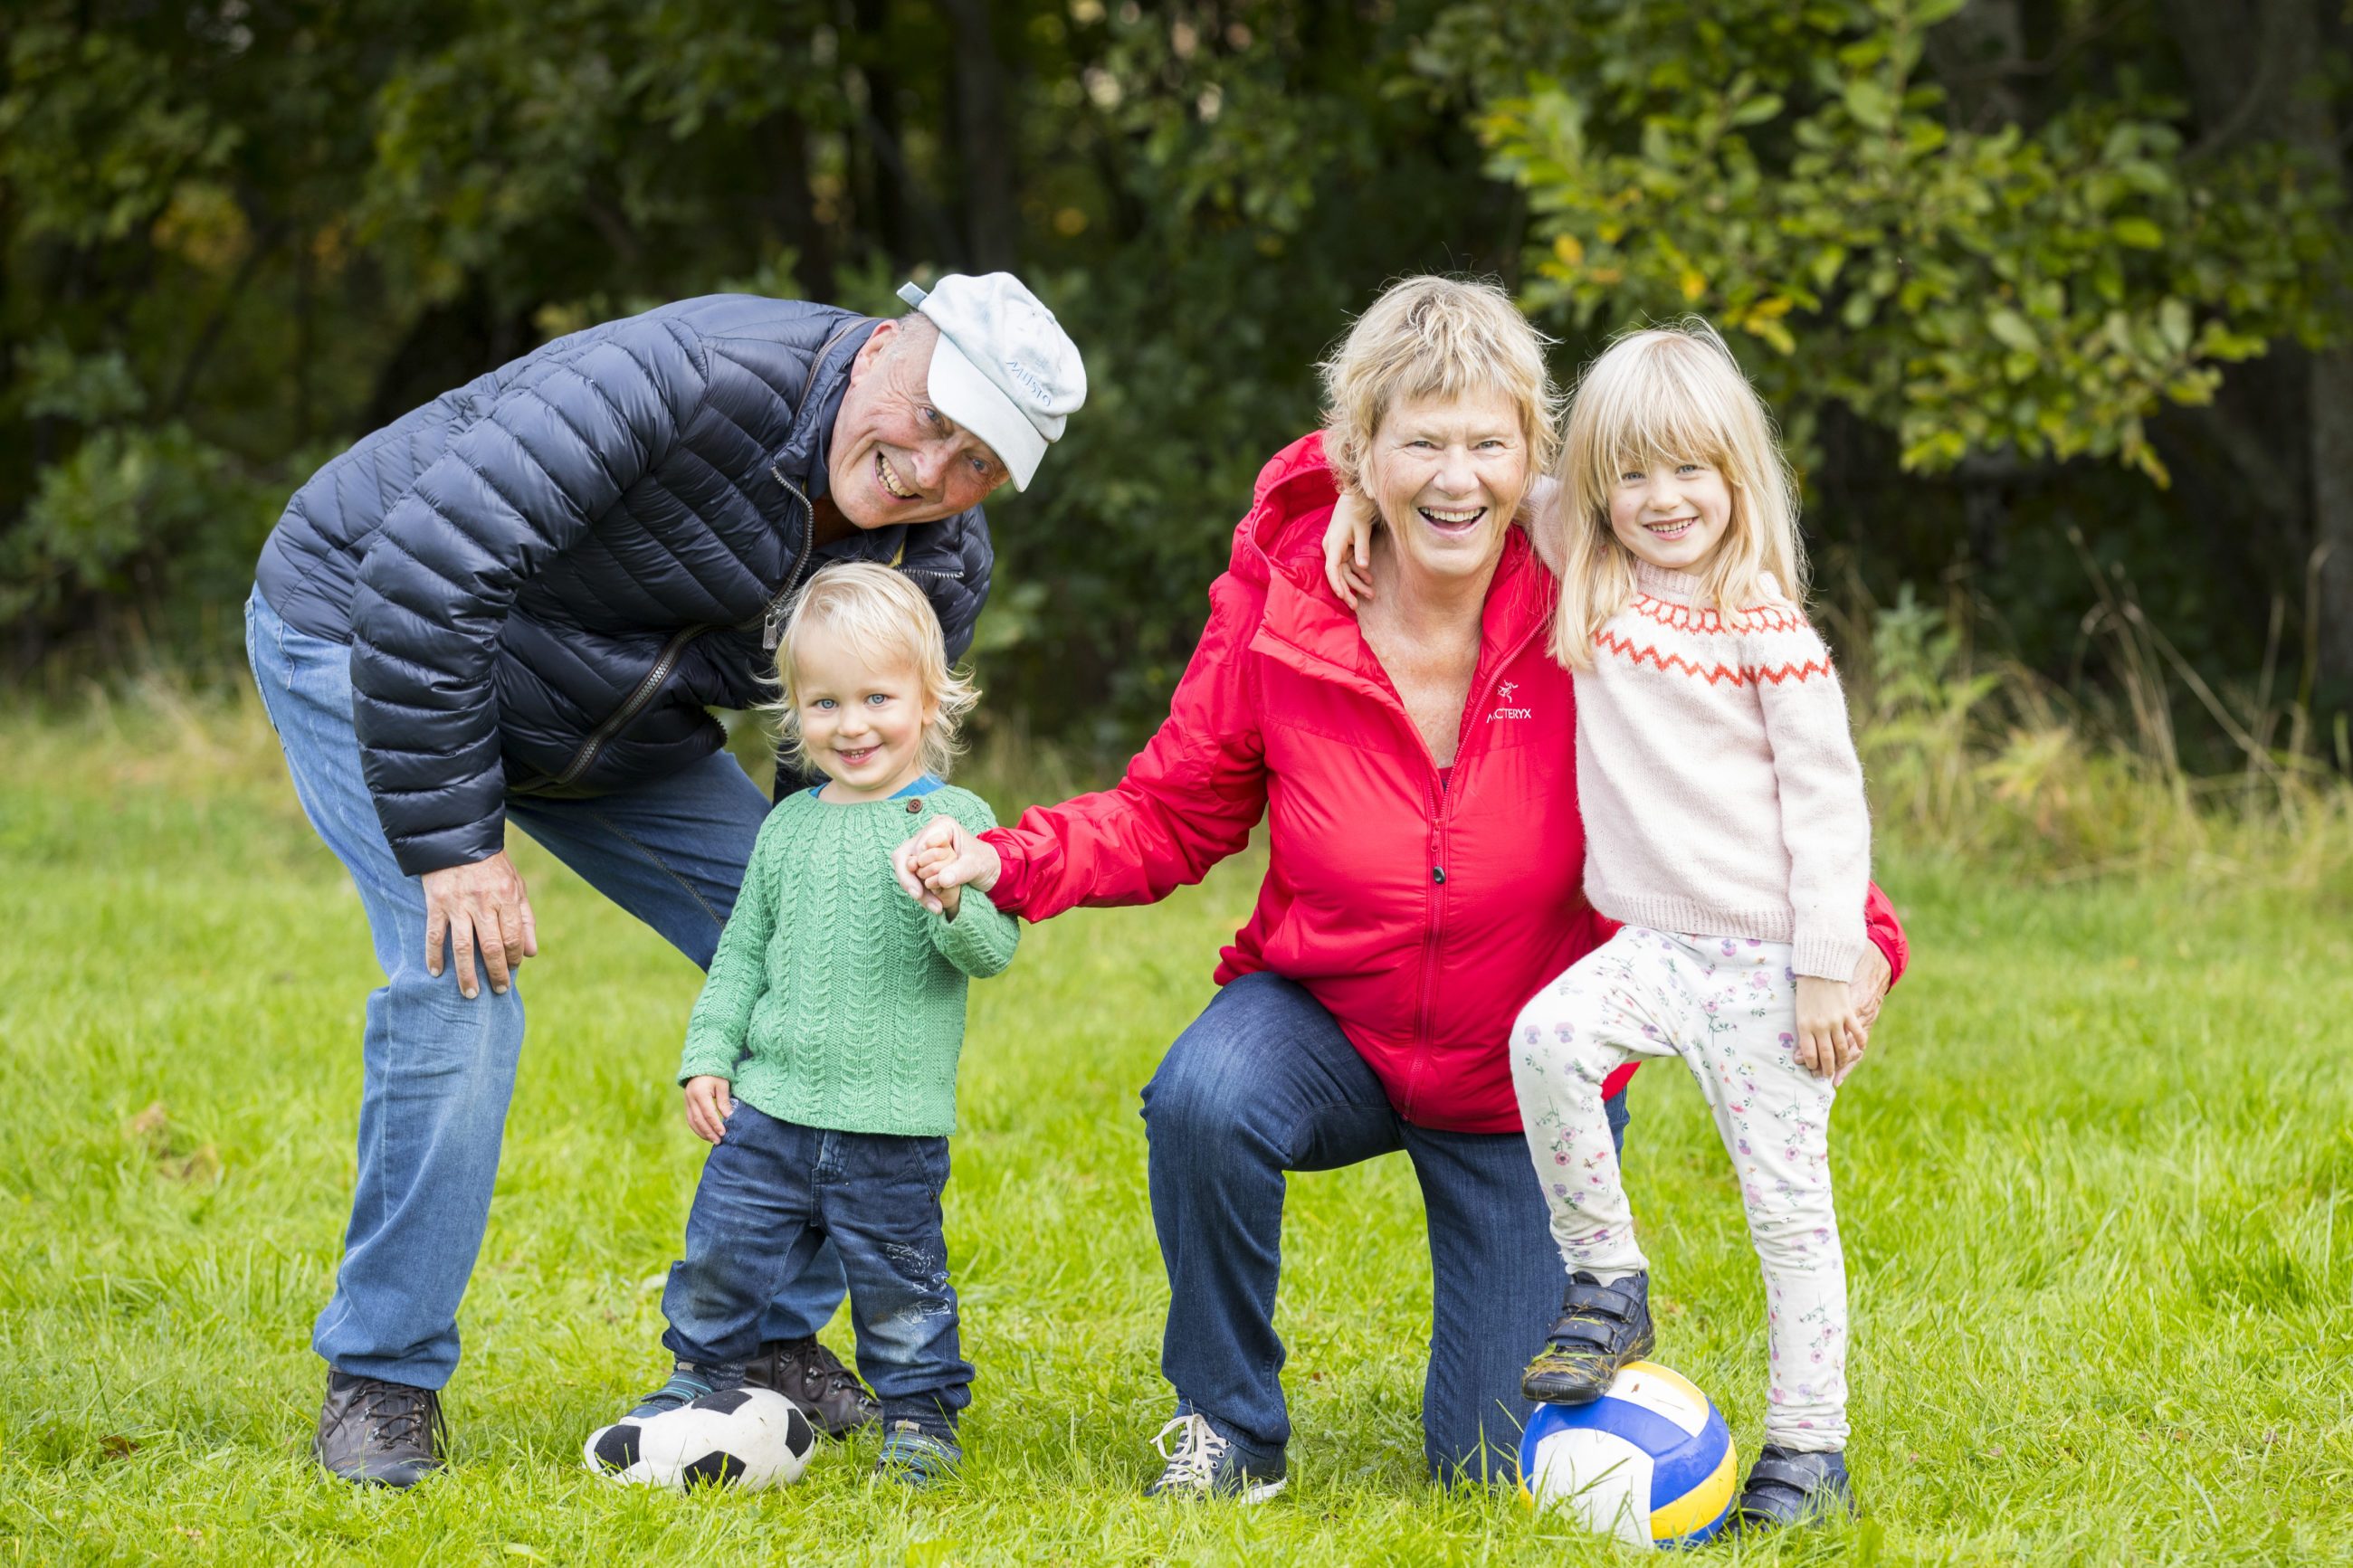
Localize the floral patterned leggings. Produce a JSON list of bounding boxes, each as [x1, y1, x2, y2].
[[1510, 927, 1848, 1451]]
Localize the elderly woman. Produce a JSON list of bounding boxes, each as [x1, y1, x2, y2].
[[898, 278, 1906, 1494]]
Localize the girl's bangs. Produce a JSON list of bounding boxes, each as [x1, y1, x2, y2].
[[1581, 347, 1737, 489]]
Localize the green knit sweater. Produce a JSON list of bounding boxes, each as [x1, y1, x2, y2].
[[676, 784, 1018, 1137]]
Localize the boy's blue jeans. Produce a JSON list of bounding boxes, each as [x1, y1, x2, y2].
[[662, 1102, 972, 1431], [244, 589, 847, 1390], [1143, 972, 1632, 1487]]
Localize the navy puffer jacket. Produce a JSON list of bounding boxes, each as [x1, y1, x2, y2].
[[254, 296, 991, 877]]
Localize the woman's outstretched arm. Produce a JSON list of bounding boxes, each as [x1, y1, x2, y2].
[[899, 568, 1272, 923]]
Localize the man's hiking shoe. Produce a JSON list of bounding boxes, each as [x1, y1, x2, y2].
[[623, 1364, 733, 1422], [1734, 1446, 1858, 1531], [874, 1421, 962, 1488], [1520, 1270, 1656, 1404], [313, 1369, 447, 1487], [1145, 1413, 1287, 1502], [744, 1335, 880, 1438]]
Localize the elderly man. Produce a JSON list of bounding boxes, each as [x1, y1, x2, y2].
[[245, 275, 1085, 1486]]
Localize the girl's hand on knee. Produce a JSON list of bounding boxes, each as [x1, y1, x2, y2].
[[1793, 976, 1859, 1080], [683, 1076, 735, 1144], [1320, 489, 1377, 607]]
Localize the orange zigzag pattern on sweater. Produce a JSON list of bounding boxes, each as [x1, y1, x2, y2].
[[1628, 595, 1809, 634], [1592, 629, 1835, 687]]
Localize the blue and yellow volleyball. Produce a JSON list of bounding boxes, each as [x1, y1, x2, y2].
[[1518, 1361, 1737, 1548]]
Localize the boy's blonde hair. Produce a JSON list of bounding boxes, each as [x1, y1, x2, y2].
[[1319, 275, 1562, 495], [1550, 318, 1805, 669], [770, 563, 979, 778]]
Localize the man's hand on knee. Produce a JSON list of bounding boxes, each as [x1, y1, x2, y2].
[[421, 850, 538, 998]]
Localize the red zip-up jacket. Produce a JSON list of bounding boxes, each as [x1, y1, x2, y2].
[[982, 434, 1909, 1133]]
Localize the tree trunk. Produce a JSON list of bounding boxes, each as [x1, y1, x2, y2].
[[939, 0, 1019, 271]]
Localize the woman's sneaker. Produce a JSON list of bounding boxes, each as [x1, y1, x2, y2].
[[743, 1336, 880, 1437], [1733, 1446, 1858, 1530], [1519, 1270, 1656, 1403], [874, 1421, 962, 1488], [1145, 1413, 1287, 1502]]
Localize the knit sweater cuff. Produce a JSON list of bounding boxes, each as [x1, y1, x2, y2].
[[1792, 930, 1867, 983], [676, 1039, 741, 1084], [929, 887, 1020, 977]]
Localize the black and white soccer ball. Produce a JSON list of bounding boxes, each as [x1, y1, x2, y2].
[[583, 1387, 816, 1492]]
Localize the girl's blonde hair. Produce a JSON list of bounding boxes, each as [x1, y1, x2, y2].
[[1319, 275, 1562, 495], [770, 563, 979, 778], [1550, 318, 1805, 669]]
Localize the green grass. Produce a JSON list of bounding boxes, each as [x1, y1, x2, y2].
[[2, 699, 2349, 1564]]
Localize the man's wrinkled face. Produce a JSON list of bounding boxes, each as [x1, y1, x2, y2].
[[826, 319, 1010, 528]]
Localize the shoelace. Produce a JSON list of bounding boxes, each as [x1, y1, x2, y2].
[[344, 1382, 443, 1453], [1152, 1414, 1228, 1491]]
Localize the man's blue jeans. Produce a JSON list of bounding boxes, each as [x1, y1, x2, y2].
[[244, 589, 845, 1390], [1142, 972, 1631, 1486], [662, 1103, 971, 1432]]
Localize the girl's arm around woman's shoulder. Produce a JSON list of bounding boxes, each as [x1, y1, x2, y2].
[[922, 789, 1020, 979]]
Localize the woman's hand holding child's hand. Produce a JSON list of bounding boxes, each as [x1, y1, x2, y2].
[[683, 1075, 735, 1145], [1793, 975, 1866, 1082], [891, 817, 1002, 917]]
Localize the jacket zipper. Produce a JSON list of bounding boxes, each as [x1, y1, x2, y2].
[[757, 466, 818, 650], [1404, 615, 1546, 1111], [545, 466, 816, 789]]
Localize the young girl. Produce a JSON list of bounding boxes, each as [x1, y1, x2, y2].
[[592, 562, 1017, 1489], [1325, 320, 1871, 1529]]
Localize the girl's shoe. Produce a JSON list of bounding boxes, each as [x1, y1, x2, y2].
[[1733, 1446, 1858, 1530], [874, 1421, 962, 1488], [1519, 1271, 1656, 1403]]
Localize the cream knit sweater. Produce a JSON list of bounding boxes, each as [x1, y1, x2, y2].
[[1576, 561, 1871, 980]]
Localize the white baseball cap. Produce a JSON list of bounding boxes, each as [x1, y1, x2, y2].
[[896, 274, 1086, 491]]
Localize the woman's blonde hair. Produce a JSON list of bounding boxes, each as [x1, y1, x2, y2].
[[769, 562, 979, 778], [1550, 318, 1805, 669], [1319, 275, 1562, 495]]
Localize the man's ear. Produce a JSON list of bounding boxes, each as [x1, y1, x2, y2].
[[847, 318, 900, 383]]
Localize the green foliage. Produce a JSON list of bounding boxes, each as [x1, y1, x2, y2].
[[2, 0, 2348, 750], [1459, 0, 2348, 484]]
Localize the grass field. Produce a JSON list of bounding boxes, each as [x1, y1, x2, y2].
[[2, 698, 2349, 1565]]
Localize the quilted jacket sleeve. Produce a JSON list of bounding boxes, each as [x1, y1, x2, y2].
[[979, 567, 1270, 922], [348, 317, 711, 875]]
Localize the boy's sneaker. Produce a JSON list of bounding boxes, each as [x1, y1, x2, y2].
[[1145, 1413, 1287, 1502], [874, 1421, 962, 1488], [744, 1336, 880, 1437], [313, 1369, 447, 1488], [1520, 1270, 1656, 1404], [1734, 1446, 1858, 1531], [624, 1364, 733, 1421]]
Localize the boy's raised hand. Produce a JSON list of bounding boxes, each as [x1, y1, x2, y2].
[[682, 1075, 735, 1145], [1320, 489, 1377, 607], [1793, 974, 1865, 1082]]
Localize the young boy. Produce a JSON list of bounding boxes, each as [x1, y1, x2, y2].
[[610, 562, 1016, 1487]]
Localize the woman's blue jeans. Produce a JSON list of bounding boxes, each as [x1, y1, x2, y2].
[[1143, 971, 1630, 1486], [244, 589, 845, 1390]]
